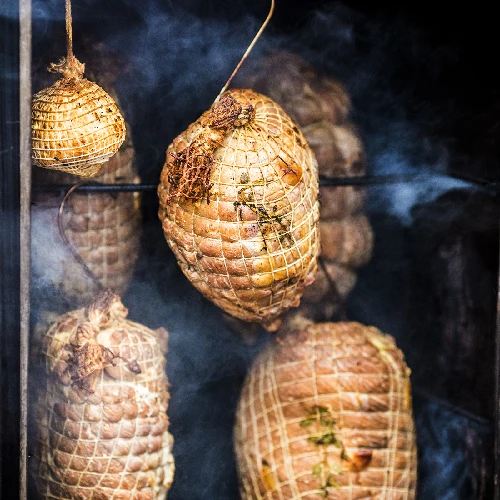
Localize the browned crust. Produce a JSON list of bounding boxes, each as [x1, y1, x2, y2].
[[32, 292, 175, 499], [158, 88, 320, 331], [235, 322, 417, 499]]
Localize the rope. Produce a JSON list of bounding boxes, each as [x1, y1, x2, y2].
[[214, 0, 275, 103], [48, 0, 84, 77], [65, 0, 73, 61], [58, 182, 105, 291]]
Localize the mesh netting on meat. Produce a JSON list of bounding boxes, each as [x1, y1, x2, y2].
[[32, 77, 126, 178], [32, 291, 175, 499], [235, 321, 417, 499], [158, 88, 320, 331]]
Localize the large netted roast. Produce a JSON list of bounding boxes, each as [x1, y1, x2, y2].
[[32, 291, 175, 499], [235, 320, 417, 499], [158, 88, 320, 331], [239, 52, 373, 320]]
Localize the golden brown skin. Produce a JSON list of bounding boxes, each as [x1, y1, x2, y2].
[[158, 88, 320, 331], [32, 76, 126, 178], [235, 321, 417, 499], [32, 291, 175, 499], [319, 216, 373, 268]]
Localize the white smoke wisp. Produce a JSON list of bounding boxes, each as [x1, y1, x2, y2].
[[368, 141, 470, 225], [31, 206, 69, 293]]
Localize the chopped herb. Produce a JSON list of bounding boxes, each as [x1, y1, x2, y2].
[[233, 198, 291, 244], [320, 418, 335, 427], [329, 465, 342, 475], [312, 463, 323, 477], [312, 405, 329, 414], [326, 475, 340, 488], [317, 474, 341, 498], [303, 404, 344, 496], [299, 418, 314, 428], [308, 431, 339, 446]]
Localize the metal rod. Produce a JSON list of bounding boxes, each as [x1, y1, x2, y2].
[[34, 183, 159, 193], [412, 387, 492, 427], [32, 173, 500, 195], [19, 0, 32, 498]]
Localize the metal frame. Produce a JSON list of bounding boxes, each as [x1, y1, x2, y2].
[[32, 173, 500, 195], [19, 0, 32, 498], [0, 8, 21, 500]]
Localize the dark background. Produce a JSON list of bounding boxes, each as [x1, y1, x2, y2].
[[2, 0, 499, 499]]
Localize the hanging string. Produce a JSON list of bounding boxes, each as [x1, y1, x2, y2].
[[58, 182, 105, 292], [65, 0, 73, 62], [49, 0, 84, 77], [214, 0, 275, 103]]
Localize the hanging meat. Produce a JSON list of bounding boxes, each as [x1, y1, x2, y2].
[[31, 0, 125, 177], [32, 133, 141, 308], [31, 42, 141, 310], [32, 291, 175, 499], [235, 320, 417, 499], [158, 88, 320, 331], [238, 51, 373, 320]]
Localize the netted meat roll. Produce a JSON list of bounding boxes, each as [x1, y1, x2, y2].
[[158, 88, 320, 331], [235, 321, 417, 499], [32, 291, 175, 499]]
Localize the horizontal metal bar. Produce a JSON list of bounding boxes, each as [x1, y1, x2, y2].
[[412, 387, 492, 426], [32, 173, 500, 194], [34, 183, 159, 193]]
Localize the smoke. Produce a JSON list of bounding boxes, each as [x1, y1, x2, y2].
[[27, 1, 496, 499], [414, 395, 493, 499], [30, 205, 76, 316], [30, 0, 481, 214], [367, 151, 470, 225], [267, 4, 484, 226], [105, 8, 270, 178], [125, 284, 268, 499], [0, 0, 18, 18]]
